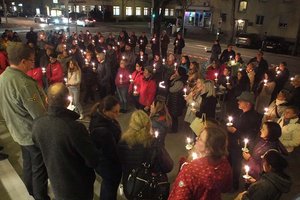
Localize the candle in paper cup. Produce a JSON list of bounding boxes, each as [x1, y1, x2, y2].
[[133, 85, 138, 95], [122, 56, 125, 60], [129, 75, 133, 82], [162, 58, 165, 65], [264, 107, 269, 115], [243, 165, 251, 179], [154, 131, 159, 138], [183, 88, 187, 97], [263, 79, 268, 86], [214, 73, 218, 81], [226, 76, 230, 85], [119, 74, 123, 83], [226, 116, 233, 126], [185, 137, 193, 150], [42, 67, 46, 74]]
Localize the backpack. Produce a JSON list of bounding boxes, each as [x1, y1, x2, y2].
[[124, 143, 170, 200]]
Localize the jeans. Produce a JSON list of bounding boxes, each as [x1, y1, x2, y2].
[[68, 86, 83, 115], [116, 86, 129, 110], [21, 145, 50, 200]]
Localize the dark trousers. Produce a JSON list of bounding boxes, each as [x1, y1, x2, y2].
[[170, 114, 178, 133], [161, 47, 168, 59], [21, 145, 50, 200], [84, 84, 95, 103], [96, 163, 122, 200], [228, 143, 242, 190]]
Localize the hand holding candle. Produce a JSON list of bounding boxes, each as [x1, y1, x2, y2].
[[214, 73, 218, 82], [191, 152, 198, 160], [183, 87, 187, 97], [263, 79, 268, 86], [243, 165, 251, 179], [42, 67, 46, 74], [119, 74, 123, 84], [226, 116, 233, 126], [185, 137, 193, 150], [133, 85, 138, 95], [162, 58, 165, 65], [191, 102, 196, 112], [154, 131, 159, 138], [242, 138, 249, 152], [264, 107, 269, 115], [226, 76, 230, 85]]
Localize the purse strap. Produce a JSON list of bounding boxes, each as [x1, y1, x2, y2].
[[202, 113, 207, 127]]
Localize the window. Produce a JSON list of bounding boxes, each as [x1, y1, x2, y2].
[[279, 15, 288, 28], [256, 15, 264, 25], [136, 7, 141, 16], [82, 6, 86, 12], [170, 9, 174, 16], [165, 8, 169, 16], [53, 0, 58, 3], [126, 7, 132, 16], [113, 6, 120, 16], [239, 1, 248, 12], [144, 7, 149, 15], [221, 13, 227, 22]]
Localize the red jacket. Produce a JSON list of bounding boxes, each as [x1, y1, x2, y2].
[[0, 51, 9, 75], [46, 61, 64, 85], [115, 67, 130, 87], [128, 70, 143, 94], [168, 157, 232, 200], [27, 68, 44, 88], [138, 77, 156, 107]]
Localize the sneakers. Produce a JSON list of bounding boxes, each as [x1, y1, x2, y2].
[[79, 114, 84, 120], [0, 152, 8, 161]]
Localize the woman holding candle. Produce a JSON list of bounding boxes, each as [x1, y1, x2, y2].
[[128, 61, 144, 108], [66, 60, 84, 120], [115, 59, 131, 113], [255, 70, 276, 114], [150, 33, 159, 58], [89, 96, 122, 200], [187, 61, 200, 89], [235, 150, 291, 200], [205, 59, 221, 81], [242, 122, 287, 180], [173, 33, 185, 58], [169, 125, 232, 200]]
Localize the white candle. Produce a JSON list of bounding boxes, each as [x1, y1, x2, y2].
[[112, 46, 116, 50], [290, 77, 295, 81], [119, 74, 123, 83], [264, 107, 269, 115], [183, 88, 187, 97], [64, 78, 67, 83], [185, 137, 193, 150], [192, 152, 198, 160], [174, 62, 178, 71], [175, 40, 178, 45], [103, 50, 106, 54], [129, 75, 133, 83], [243, 165, 251, 179], [191, 102, 195, 111], [214, 73, 218, 82], [85, 59, 88, 65], [263, 79, 268, 86], [128, 39, 131, 43], [42, 67, 46, 74], [140, 55, 143, 61], [117, 42, 120, 45], [226, 76, 230, 85], [204, 47, 207, 51], [162, 58, 165, 65], [230, 55, 233, 60], [226, 116, 233, 126], [122, 56, 125, 60], [92, 62, 96, 71], [244, 138, 249, 149], [154, 131, 159, 138], [140, 39, 143, 44], [133, 85, 138, 94]]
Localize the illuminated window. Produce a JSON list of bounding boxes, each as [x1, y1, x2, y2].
[[279, 16, 288, 28], [239, 1, 248, 12], [170, 9, 174, 16], [136, 7, 141, 16], [256, 15, 264, 25], [144, 7, 149, 15], [113, 6, 120, 16], [165, 8, 169, 16], [53, 0, 58, 3], [126, 7, 132, 16]]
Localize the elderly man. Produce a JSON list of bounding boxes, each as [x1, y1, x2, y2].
[[32, 83, 101, 200], [227, 91, 262, 191], [0, 42, 49, 200]]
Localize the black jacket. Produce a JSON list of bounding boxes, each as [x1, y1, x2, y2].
[[196, 93, 218, 119], [32, 106, 100, 200]]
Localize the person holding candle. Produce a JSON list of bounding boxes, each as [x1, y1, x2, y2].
[[150, 33, 159, 58], [138, 66, 157, 112], [173, 33, 185, 58], [205, 59, 221, 81], [121, 44, 136, 73], [89, 96, 122, 200], [227, 91, 262, 191], [115, 59, 130, 113], [169, 125, 232, 200], [255, 70, 276, 114], [138, 32, 148, 53], [82, 51, 97, 104], [46, 53, 64, 86], [66, 60, 84, 120], [242, 122, 288, 180], [96, 52, 112, 99], [117, 110, 173, 200], [229, 53, 245, 77], [187, 61, 200, 89], [179, 55, 190, 74], [273, 62, 290, 99], [150, 96, 172, 146], [128, 61, 144, 108], [220, 44, 236, 64], [135, 49, 148, 67], [57, 49, 72, 77], [235, 150, 291, 200], [27, 62, 44, 89]]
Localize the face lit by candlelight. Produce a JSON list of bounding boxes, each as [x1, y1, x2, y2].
[[194, 130, 208, 155], [260, 124, 269, 139]]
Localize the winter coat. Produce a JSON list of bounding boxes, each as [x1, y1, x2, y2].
[[245, 138, 287, 180], [241, 172, 291, 200], [96, 60, 111, 86], [46, 61, 64, 85], [210, 43, 221, 61], [173, 38, 185, 55], [168, 157, 232, 200], [161, 34, 170, 49], [278, 117, 300, 152], [0, 51, 9, 75], [262, 99, 288, 123], [139, 77, 157, 107], [32, 106, 100, 200], [167, 76, 185, 116], [220, 49, 235, 64], [195, 93, 217, 119], [115, 67, 131, 87], [67, 69, 81, 88], [289, 87, 300, 110], [128, 70, 143, 94], [27, 68, 44, 88]]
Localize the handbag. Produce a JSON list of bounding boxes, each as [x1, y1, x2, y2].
[[190, 113, 207, 136], [124, 142, 170, 200]]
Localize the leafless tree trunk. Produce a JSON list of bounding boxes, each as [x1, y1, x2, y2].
[[230, 0, 236, 43]]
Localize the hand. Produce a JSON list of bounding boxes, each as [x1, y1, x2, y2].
[[244, 176, 256, 184], [144, 106, 150, 111], [234, 191, 247, 200], [242, 152, 251, 161], [227, 126, 237, 133]]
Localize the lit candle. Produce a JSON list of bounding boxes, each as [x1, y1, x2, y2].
[[290, 77, 295, 81], [185, 137, 193, 150], [42, 67, 46, 74], [112, 46, 116, 50], [174, 62, 178, 71], [152, 38, 155, 42], [183, 88, 187, 97], [103, 50, 106, 54], [263, 79, 268, 86], [264, 107, 269, 115], [128, 38, 131, 43], [162, 58, 166, 65], [154, 131, 159, 138], [153, 63, 157, 73], [133, 85, 138, 95], [226, 76, 230, 85], [214, 73, 218, 82], [204, 47, 207, 51], [92, 62, 96, 71], [122, 56, 125, 60], [129, 75, 133, 83], [226, 116, 233, 126], [242, 138, 249, 152], [243, 165, 251, 179], [117, 42, 120, 45], [119, 74, 123, 83], [64, 78, 67, 83], [230, 55, 233, 60], [175, 40, 178, 45], [191, 102, 196, 112], [192, 152, 198, 160], [140, 55, 143, 61], [140, 39, 143, 44], [85, 59, 88, 65], [69, 50, 72, 54]]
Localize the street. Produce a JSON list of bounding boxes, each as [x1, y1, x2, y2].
[[0, 17, 300, 200]]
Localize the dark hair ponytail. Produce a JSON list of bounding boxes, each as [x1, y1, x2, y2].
[[90, 96, 119, 116]]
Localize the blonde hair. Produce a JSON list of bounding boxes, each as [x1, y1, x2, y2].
[[121, 110, 153, 148], [150, 100, 172, 127], [203, 80, 216, 97]]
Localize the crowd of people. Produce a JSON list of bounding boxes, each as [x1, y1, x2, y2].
[[0, 26, 299, 200]]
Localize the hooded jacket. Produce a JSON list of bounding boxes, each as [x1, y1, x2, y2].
[[242, 172, 291, 200]]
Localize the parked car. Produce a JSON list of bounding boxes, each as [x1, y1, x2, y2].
[[34, 14, 50, 23], [261, 36, 290, 53], [76, 17, 96, 27], [48, 16, 69, 25], [235, 33, 262, 49]]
